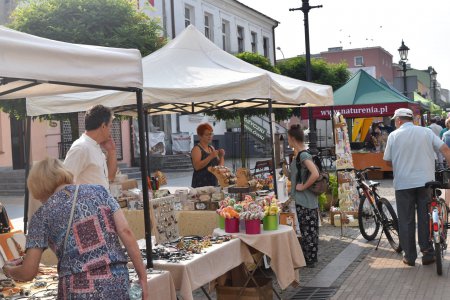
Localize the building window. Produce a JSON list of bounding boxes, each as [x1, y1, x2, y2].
[[263, 37, 269, 58], [222, 20, 230, 51], [354, 56, 364, 67], [237, 26, 244, 53], [204, 13, 213, 40], [251, 31, 257, 53], [185, 5, 193, 28]]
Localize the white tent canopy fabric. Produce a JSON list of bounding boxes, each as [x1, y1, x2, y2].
[[0, 26, 143, 100], [26, 25, 333, 116]]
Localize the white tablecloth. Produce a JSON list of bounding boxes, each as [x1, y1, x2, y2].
[[141, 238, 253, 300], [214, 225, 305, 289]]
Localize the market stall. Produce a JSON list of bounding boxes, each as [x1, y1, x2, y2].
[[22, 25, 334, 297], [301, 70, 420, 178]]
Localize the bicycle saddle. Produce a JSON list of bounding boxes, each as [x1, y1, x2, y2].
[[425, 181, 441, 189], [368, 181, 380, 188]]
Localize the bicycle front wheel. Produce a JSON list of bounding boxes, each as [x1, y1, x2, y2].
[[358, 195, 380, 241], [379, 198, 402, 253]]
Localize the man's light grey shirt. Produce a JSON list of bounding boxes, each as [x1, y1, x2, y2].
[[384, 122, 443, 190]]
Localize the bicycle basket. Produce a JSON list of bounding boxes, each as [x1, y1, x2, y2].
[[435, 170, 450, 189]]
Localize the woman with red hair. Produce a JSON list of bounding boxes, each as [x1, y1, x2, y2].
[[191, 123, 225, 187]]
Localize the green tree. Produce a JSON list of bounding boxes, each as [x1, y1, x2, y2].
[[277, 56, 350, 91], [2, 0, 165, 139]]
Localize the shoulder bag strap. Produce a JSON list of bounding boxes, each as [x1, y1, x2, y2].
[[62, 185, 80, 256]]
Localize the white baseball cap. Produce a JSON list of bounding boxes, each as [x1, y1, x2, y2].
[[392, 108, 413, 120]]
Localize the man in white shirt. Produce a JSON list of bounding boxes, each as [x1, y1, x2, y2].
[[384, 108, 450, 267], [64, 105, 117, 188], [429, 117, 443, 137]]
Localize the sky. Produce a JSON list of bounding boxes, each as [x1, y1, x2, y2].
[[239, 0, 450, 90]]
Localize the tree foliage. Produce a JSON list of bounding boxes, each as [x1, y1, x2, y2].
[[277, 56, 350, 91], [2, 0, 165, 120]]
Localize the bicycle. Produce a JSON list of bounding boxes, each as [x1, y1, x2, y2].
[[337, 167, 402, 253], [425, 169, 450, 275]]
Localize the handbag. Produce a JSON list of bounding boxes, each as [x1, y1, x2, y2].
[[58, 185, 79, 271], [296, 151, 329, 195]]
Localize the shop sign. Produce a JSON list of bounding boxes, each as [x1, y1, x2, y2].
[[301, 103, 411, 119], [244, 118, 267, 142]]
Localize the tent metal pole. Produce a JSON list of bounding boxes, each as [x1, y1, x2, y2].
[[136, 90, 153, 268], [268, 100, 278, 196], [23, 116, 32, 234], [144, 110, 151, 176]]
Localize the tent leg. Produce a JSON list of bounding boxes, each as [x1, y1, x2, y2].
[[136, 90, 153, 268], [23, 116, 32, 234], [144, 111, 151, 176], [268, 100, 278, 196]]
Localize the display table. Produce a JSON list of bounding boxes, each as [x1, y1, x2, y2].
[[123, 209, 218, 239], [129, 270, 177, 300], [352, 152, 392, 178], [213, 225, 305, 290], [140, 238, 253, 300]]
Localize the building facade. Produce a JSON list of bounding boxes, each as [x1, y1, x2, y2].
[[0, 0, 17, 25], [320, 46, 394, 83]]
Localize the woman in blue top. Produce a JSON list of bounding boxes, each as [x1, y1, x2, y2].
[[3, 158, 148, 299], [287, 124, 320, 267]]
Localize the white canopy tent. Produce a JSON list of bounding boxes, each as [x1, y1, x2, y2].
[[0, 26, 143, 99], [26, 25, 333, 116], [0, 26, 156, 265]]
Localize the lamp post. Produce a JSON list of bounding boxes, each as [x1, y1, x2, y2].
[[276, 47, 285, 59], [290, 0, 322, 153], [398, 40, 409, 98], [430, 68, 437, 103]]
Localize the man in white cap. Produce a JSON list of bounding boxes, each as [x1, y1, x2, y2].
[[384, 108, 450, 267]]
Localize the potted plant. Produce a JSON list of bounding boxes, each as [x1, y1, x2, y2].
[[240, 202, 265, 234], [262, 195, 280, 231], [217, 197, 240, 233]]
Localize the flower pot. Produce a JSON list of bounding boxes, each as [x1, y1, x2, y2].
[[263, 215, 279, 231], [245, 219, 261, 234], [225, 217, 240, 233], [217, 215, 225, 230]]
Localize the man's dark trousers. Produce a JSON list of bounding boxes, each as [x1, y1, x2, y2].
[[395, 187, 434, 262]]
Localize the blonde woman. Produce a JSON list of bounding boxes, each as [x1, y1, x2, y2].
[[2, 158, 148, 299]]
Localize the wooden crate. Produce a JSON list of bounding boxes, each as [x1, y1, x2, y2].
[[330, 211, 358, 226]]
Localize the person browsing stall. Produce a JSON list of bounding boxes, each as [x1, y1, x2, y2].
[[287, 124, 320, 268], [384, 108, 450, 267], [191, 123, 225, 188], [2, 158, 148, 299], [64, 105, 117, 188]]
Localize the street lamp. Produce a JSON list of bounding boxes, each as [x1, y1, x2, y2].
[[276, 47, 285, 59], [290, 0, 323, 154], [398, 40, 409, 97], [430, 68, 438, 103]]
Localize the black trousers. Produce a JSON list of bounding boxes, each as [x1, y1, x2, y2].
[[395, 187, 434, 262], [296, 204, 319, 263]]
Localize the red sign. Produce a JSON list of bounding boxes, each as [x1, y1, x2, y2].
[[300, 103, 420, 119]]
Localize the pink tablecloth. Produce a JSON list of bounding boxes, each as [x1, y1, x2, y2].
[[214, 224, 305, 290], [147, 238, 253, 300]]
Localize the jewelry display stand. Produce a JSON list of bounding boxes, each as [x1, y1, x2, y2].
[[151, 195, 180, 244]]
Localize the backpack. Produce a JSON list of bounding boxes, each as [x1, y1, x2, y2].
[[296, 150, 330, 195]]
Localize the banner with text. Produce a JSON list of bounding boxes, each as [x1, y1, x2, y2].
[[301, 103, 420, 119]]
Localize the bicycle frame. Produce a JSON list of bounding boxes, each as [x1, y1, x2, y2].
[[429, 193, 445, 243]]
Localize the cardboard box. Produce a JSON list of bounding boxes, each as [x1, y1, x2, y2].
[[216, 277, 273, 300], [330, 211, 358, 226], [121, 179, 138, 190]]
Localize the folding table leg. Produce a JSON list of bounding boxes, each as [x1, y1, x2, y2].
[[200, 286, 212, 300]]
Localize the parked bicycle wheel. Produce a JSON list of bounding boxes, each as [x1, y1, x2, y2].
[[378, 198, 402, 253], [435, 200, 449, 276], [358, 195, 380, 241]]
